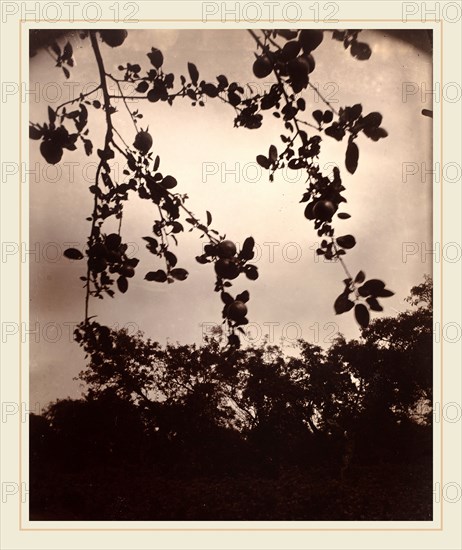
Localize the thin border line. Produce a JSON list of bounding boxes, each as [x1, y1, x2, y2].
[[19, 17, 23, 534], [439, 16, 444, 533], [20, 20, 443, 532]]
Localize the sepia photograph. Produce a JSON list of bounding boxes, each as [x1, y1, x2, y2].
[[28, 27, 433, 522]]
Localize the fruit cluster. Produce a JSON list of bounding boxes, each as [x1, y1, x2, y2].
[[88, 233, 139, 295], [253, 30, 323, 94], [196, 238, 258, 287]]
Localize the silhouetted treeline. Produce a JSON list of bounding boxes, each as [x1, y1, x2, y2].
[[30, 277, 433, 520]]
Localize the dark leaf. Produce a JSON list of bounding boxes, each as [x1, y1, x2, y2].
[[143, 237, 158, 251], [364, 126, 388, 141], [358, 279, 386, 297], [312, 110, 323, 124], [334, 293, 354, 314], [376, 288, 395, 298], [63, 42, 73, 60], [196, 254, 208, 264], [332, 30, 346, 41], [170, 222, 183, 234], [350, 41, 372, 60], [29, 126, 42, 140], [363, 111, 382, 128], [337, 212, 351, 219], [345, 140, 359, 174], [161, 175, 177, 189], [206, 210, 212, 226], [187, 62, 199, 86], [241, 237, 255, 260], [269, 144, 278, 163], [366, 297, 383, 311], [203, 82, 218, 97], [136, 80, 149, 93], [354, 270, 366, 284], [350, 103, 363, 120], [117, 276, 128, 293], [145, 270, 167, 282], [221, 292, 234, 305], [325, 122, 345, 141], [170, 268, 188, 281], [48, 106, 56, 125], [147, 48, 164, 68], [64, 248, 84, 260], [164, 251, 177, 267], [323, 110, 333, 123], [236, 290, 250, 303], [256, 155, 270, 169], [355, 303, 370, 328], [336, 234, 356, 249], [245, 264, 259, 280]]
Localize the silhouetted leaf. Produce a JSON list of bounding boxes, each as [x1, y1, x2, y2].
[[245, 264, 259, 280], [145, 270, 167, 282], [165, 251, 177, 267], [63, 42, 73, 60], [203, 82, 218, 97], [136, 80, 149, 93], [257, 155, 270, 169], [345, 140, 359, 174], [355, 303, 370, 328], [161, 175, 177, 189], [187, 62, 199, 85], [366, 297, 383, 311], [376, 288, 395, 298], [269, 144, 278, 163], [64, 248, 84, 260], [48, 106, 56, 125], [363, 111, 382, 128], [354, 270, 366, 284], [170, 268, 188, 281], [325, 122, 345, 141], [147, 48, 163, 68], [323, 110, 333, 123], [358, 279, 386, 297], [241, 237, 255, 260], [336, 235, 356, 249], [363, 126, 388, 141], [221, 292, 234, 305], [334, 293, 354, 314], [337, 212, 351, 219], [29, 126, 42, 140], [236, 290, 250, 303], [117, 276, 128, 293], [312, 110, 323, 124], [350, 41, 372, 60], [206, 211, 212, 226]]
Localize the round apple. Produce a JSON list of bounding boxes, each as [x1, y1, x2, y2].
[[299, 30, 323, 53], [217, 240, 237, 259], [253, 55, 272, 79], [227, 300, 248, 321], [313, 200, 336, 221], [215, 258, 239, 280], [40, 140, 63, 165], [133, 130, 153, 154], [100, 30, 128, 48]]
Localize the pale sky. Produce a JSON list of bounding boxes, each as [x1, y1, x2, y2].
[[29, 29, 432, 408]]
